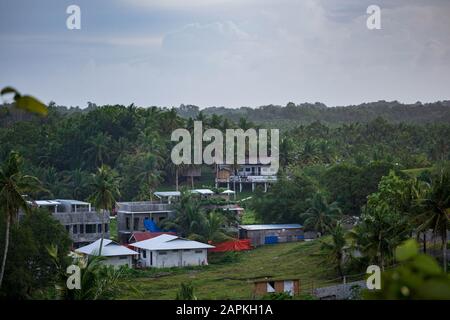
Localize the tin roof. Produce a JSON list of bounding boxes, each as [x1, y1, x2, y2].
[[239, 224, 303, 231]]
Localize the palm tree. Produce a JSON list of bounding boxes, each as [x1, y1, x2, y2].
[[88, 165, 120, 256], [0, 151, 41, 288], [321, 222, 346, 277], [300, 193, 342, 236], [85, 132, 113, 166], [347, 204, 409, 270], [416, 171, 450, 271], [48, 246, 125, 300]]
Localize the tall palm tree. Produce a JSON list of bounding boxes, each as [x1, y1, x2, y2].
[[0, 151, 41, 288], [321, 222, 346, 277], [85, 132, 113, 167], [88, 165, 120, 256], [300, 193, 342, 236], [416, 171, 450, 271]]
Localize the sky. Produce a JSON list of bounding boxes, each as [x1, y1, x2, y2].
[[0, 0, 449, 108]]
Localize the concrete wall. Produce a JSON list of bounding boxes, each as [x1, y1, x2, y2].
[[313, 280, 366, 300], [116, 202, 174, 243], [138, 249, 208, 268], [100, 255, 133, 268], [52, 211, 110, 246]]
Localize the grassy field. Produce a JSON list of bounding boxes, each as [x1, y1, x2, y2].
[[117, 240, 337, 300]]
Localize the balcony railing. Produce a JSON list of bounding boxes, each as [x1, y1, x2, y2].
[[229, 175, 277, 183]]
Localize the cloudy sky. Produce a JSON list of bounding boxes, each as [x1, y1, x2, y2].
[[0, 0, 449, 108]]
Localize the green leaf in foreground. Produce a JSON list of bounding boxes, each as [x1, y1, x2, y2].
[[395, 239, 419, 262], [14, 95, 48, 116]]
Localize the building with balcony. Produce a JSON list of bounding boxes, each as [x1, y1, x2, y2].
[[116, 201, 175, 243], [215, 157, 278, 192], [28, 199, 109, 248]]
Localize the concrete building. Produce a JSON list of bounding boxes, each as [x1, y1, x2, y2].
[[239, 224, 304, 246], [75, 239, 138, 268], [116, 201, 174, 243], [29, 199, 109, 248], [130, 234, 214, 268], [215, 157, 278, 192]]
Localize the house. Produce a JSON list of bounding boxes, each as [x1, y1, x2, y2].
[[27, 199, 109, 248], [180, 166, 202, 185], [116, 201, 175, 244], [215, 157, 278, 192], [130, 234, 215, 268], [239, 224, 304, 246], [253, 279, 300, 297], [75, 238, 138, 268]]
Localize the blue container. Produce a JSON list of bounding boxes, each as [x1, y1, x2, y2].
[[264, 236, 279, 244]]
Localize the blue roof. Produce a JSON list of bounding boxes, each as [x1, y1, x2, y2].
[[239, 224, 303, 231]]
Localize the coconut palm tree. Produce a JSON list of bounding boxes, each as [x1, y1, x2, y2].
[[416, 171, 450, 271], [88, 165, 120, 256], [300, 193, 342, 236], [321, 222, 346, 277], [0, 151, 41, 288]]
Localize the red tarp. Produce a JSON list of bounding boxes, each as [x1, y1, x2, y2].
[[209, 239, 252, 252]]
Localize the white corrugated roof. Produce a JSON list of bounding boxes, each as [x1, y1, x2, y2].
[[34, 200, 61, 206], [154, 191, 181, 198], [221, 189, 235, 194], [56, 199, 90, 205], [130, 234, 215, 250], [191, 189, 214, 195], [239, 224, 303, 231], [75, 239, 138, 257]]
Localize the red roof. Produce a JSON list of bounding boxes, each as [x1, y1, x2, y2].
[[130, 231, 176, 243]]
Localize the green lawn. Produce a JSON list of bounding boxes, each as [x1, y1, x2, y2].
[[117, 240, 336, 300]]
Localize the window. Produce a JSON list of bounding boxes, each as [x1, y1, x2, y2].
[[143, 250, 147, 259], [158, 251, 167, 255], [65, 225, 70, 233], [73, 224, 78, 234], [126, 217, 130, 230], [80, 224, 84, 234], [133, 217, 139, 231], [98, 224, 102, 233], [104, 224, 109, 233], [195, 250, 203, 254], [86, 224, 96, 234]]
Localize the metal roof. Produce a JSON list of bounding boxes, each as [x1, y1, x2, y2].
[[154, 191, 181, 198], [239, 224, 303, 231], [221, 189, 235, 194], [191, 189, 214, 195], [55, 199, 90, 205], [130, 234, 215, 251], [153, 189, 214, 198], [34, 200, 61, 206], [75, 239, 138, 257]]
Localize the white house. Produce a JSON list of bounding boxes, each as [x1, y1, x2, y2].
[[75, 239, 138, 268], [130, 234, 215, 268]]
